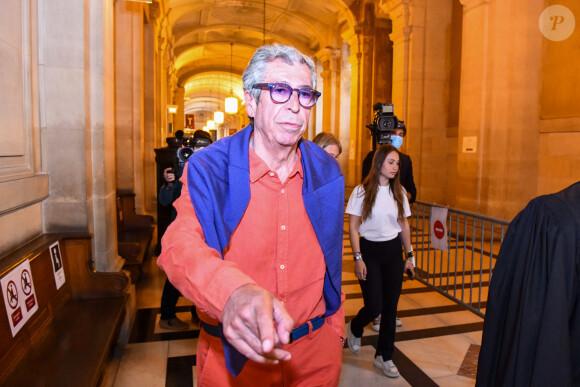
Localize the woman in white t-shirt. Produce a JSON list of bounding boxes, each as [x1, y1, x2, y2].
[[345, 144, 415, 378]]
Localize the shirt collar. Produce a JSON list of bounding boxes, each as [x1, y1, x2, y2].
[[249, 146, 303, 183]]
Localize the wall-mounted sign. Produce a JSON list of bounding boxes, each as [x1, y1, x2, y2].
[[50, 241, 66, 289], [1, 260, 38, 336], [462, 136, 478, 153], [185, 114, 195, 129]]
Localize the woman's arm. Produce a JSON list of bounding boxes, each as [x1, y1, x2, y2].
[[349, 214, 367, 280], [398, 217, 415, 275]]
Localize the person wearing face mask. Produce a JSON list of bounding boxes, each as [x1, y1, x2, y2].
[[362, 121, 416, 204], [361, 120, 416, 332]]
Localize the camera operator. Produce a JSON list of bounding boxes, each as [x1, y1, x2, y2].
[[361, 105, 416, 204], [360, 104, 417, 332], [158, 129, 213, 330]]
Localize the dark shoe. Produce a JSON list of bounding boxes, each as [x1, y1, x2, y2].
[[159, 317, 189, 330]]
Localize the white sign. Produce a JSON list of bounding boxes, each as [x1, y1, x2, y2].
[[430, 206, 449, 251], [462, 136, 477, 153], [1, 260, 39, 336], [49, 241, 66, 289]]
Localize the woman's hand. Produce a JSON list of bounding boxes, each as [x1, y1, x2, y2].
[[354, 260, 367, 281], [404, 259, 415, 279]]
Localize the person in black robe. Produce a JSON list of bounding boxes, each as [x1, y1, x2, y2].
[[476, 181, 580, 386]]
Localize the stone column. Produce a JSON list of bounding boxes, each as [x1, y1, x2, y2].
[[115, 1, 147, 212], [174, 86, 185, 132], [342, 28, 375, 186], [315, 47, 341, 137], [143, 18, 157, 215], [457, 0, 542, 218], [87, 0, 124, 272], [455, 0, 490, 212], [381, 0, 427, 189]]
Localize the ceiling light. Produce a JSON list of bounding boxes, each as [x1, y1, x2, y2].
[[225, 43, 238, 114], [214, 111, 224, 124]]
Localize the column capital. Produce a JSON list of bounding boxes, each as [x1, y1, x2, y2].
[[314, 47, 340, 63], [378, 0, 410, 18]]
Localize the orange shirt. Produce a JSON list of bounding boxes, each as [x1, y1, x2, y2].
[[158, 147, 344, 337]]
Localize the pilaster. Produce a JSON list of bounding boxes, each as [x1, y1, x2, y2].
[[455, 0, 490, 212], [342, 27, 375, 186], [315, 47, 342, 138]]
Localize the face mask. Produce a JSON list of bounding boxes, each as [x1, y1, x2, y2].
[[390, 135, 403, 149]]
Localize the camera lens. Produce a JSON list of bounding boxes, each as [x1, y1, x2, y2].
[[378, 116, 396, 131]]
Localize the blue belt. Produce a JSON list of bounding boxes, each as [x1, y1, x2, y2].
[[202, 316, 325, 344]]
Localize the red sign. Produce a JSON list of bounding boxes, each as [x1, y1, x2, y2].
[[185, 114, 195, 129], [433, 220, 445, 239]]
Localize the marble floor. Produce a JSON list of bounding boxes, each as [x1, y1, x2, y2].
[[105, 225, 485, 386]]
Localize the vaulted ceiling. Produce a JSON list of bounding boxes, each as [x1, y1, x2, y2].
[[164, 0, 357, 119]]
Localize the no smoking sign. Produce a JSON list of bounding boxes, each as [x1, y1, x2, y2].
[[1, 260, 38, 337]]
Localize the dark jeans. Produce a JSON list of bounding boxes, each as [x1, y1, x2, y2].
[[160, 279, 196, 320], [350, 236, 404, 361]]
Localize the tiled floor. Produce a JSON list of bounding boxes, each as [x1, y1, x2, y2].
[[107, 224, 485, 386]]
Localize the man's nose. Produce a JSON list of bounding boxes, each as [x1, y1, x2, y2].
[[287, 90, 301, 111]]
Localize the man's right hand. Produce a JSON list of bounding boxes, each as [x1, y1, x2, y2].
[[163, 167, 176, 183], [222, 284, 294, 364]]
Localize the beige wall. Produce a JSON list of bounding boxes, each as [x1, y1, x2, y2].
[[0, 0, 45, 256]]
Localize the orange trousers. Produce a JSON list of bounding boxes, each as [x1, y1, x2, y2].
[[196, 323, 343, 386]]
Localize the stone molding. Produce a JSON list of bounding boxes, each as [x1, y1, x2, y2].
[[459, 0, 489, 12]]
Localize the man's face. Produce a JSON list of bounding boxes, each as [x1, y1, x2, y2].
[[245, 59, 313, 149]]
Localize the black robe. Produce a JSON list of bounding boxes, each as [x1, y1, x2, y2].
[[476, 181, 580, 386]]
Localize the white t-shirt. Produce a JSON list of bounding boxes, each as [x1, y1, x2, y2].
[[345, 184, 411, 242]]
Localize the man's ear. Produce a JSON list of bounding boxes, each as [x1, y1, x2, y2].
[[244, 90, 256, 118]]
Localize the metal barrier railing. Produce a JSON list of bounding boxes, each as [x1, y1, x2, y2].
[[410, 201, 510, 317]]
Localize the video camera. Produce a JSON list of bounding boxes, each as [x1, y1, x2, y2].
[[176, 136, 212, 163], [170, 131, 213, 178], [366, 103, 401, 147]]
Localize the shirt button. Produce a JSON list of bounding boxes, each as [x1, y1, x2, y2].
[[280, 264, 285, 269], [281, 225, 286, 230], [281, 189, 285, 193], [269, 172, 275, 177]]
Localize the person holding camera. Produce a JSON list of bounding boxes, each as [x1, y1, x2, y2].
[[158, 130, 212, 330], [362, 120, 416, 204], [158, 44, 344, 385], [346, 144, 415, 379]]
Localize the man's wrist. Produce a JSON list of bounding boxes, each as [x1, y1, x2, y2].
[[353, 252, 362, 261]]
